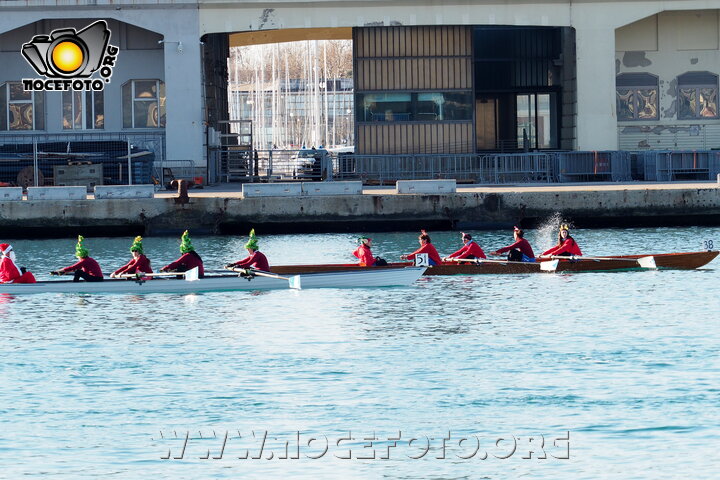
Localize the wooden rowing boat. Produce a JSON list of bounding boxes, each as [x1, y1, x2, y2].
[[0, 267, 426, 295], [270, 251, 719, 275]]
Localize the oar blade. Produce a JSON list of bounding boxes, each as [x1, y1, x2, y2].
[[540, 259, 560, 272], [184, 267, 200, 282], [637, 256, 657, 269], [288, 275, 302, 290]]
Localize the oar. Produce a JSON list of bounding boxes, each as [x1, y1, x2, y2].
[[118, 267, 200, 282], [545, 255, 657, 269], [225, 266, 301, 289], [448, 257, 511, 265]]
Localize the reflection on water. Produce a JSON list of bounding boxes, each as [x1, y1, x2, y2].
[[0, 227, 719, 479]]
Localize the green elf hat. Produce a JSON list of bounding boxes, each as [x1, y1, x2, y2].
[[180, 230, 195, 254], [358, 236, 371, 245], [244, 229, 259, 250], [75, 235, 89, 258], [130, 236, 144, 254]]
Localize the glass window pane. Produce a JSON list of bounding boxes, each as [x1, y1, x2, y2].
[[699, 88, 717, 118], [9, 82, 31, 101], [1, 84, 8, 130], [10, 103, 32, 130], [158, 82, 166, 128], [134, 100, 157, 128], [678, 88, 696, 119], [443, 92, 472, 121], [62, 90, 73, 129], [94, 90, 105, 128], [537, 93, 552, 149], [73, 91, 83, 129], [122, 82, 132, 127], [616, 88, 635, 120], [637, 88, 657, 119], [34, 92, 44, 130], [135, 80, 157, 99]]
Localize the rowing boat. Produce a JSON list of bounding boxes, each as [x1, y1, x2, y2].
[[270, 251, 719, 275], [0, 267, 426, 295]]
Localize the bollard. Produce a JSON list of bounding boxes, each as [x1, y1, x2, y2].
[[171, 179, 190, 205]]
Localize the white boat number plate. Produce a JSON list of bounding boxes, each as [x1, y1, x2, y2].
[[414, 253, 430, 267], [702, 239, 715, 251]]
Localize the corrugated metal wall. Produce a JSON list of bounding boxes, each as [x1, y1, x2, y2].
[[354, 26, 473, 154]]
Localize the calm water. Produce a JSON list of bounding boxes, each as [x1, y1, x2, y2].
[[1, 227, 719, 479]]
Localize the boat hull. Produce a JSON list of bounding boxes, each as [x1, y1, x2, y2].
[[270, 251, 719, 275], [0, 267, 426, 295]]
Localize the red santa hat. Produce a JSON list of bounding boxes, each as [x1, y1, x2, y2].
[[0, 244, 11, 255]]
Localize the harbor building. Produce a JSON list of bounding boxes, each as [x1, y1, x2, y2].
[[0, 1, 718, 185]]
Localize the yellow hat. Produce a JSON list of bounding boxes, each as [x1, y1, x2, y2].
[[559, 223, 570, 231]]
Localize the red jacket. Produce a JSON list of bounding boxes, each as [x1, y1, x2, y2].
[[406, 243, 443, 265], [352, 244, 375, 266], [60, 257, 104, 278], [162, 252, 204, 277], [448, 240, 487, 260], [542, 238, 582, 257], [112, 254, 153, 276], [231, 251, 270, 271], [0, 256, 21, 283], [495, 238, 535, 259]]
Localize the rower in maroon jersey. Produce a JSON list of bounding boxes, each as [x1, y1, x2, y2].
[[51, 235, 104, 282]]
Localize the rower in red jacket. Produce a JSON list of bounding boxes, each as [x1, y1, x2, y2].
[[226, 229, 270, 271], [51, 235, 104, 282], [541, 224, 583, 258], [401, 230, 443, 266], [0, 243, 36, 283], [110, 236, 153, 278], [161, 230, 205, 277], [491, 226, 536, 262], [444, 232, 487, 261], [352, 236, 376, 266]]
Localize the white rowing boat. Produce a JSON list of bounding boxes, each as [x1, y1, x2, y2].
[[0, 267, 426, 295]]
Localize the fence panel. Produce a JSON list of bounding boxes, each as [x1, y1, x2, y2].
[[0, 132, 163, 189], [557, 151, 631, 182]]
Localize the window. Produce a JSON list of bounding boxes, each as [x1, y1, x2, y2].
[[62, 90, 104, 129], [1, 82, 45, 130], [677, 72, 718, 120], [357, 92, 472, 122], [616, 73, 658, 121], [122, 79, 166, 128]]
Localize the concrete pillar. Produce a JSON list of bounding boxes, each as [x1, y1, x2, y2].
[[574, 26, 618, 151], [162, 25, 204, 166]]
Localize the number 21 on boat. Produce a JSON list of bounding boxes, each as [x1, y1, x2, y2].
[[414, 253, 430, 267]]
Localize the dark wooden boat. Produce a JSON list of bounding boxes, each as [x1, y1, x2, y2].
[[271, 250, 719, 275]]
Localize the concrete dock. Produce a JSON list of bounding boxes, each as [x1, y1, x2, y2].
[[2, 181, 720, 237]]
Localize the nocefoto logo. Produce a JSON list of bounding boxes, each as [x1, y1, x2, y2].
[[21, 20, 119, 92]]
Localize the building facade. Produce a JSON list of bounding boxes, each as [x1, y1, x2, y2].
[[0, 0, 717, 180]]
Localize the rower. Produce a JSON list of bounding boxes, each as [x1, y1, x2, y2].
[[490, 226, 536, 262], [443, 232, 487, 262], [110, 236, 154, 278], [51, 235, 104, 282], [225, 229, 270, 271], [353, 236, 376, 266], [400, 230, 443, 266], [0, 243, 36, 284], [540, 224, 583, 258], [161, 230, 205, 277]]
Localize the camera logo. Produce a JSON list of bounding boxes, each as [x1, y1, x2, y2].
[[21, 20, 119, 92]]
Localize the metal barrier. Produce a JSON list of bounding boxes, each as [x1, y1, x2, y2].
[[557, 151, 631, 182], [0, 132, 163, 188], [152, 159, 196, 189], [336, 154, 482, 184], [479, 153, 557, 183], [655, 151, 719, 181]]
